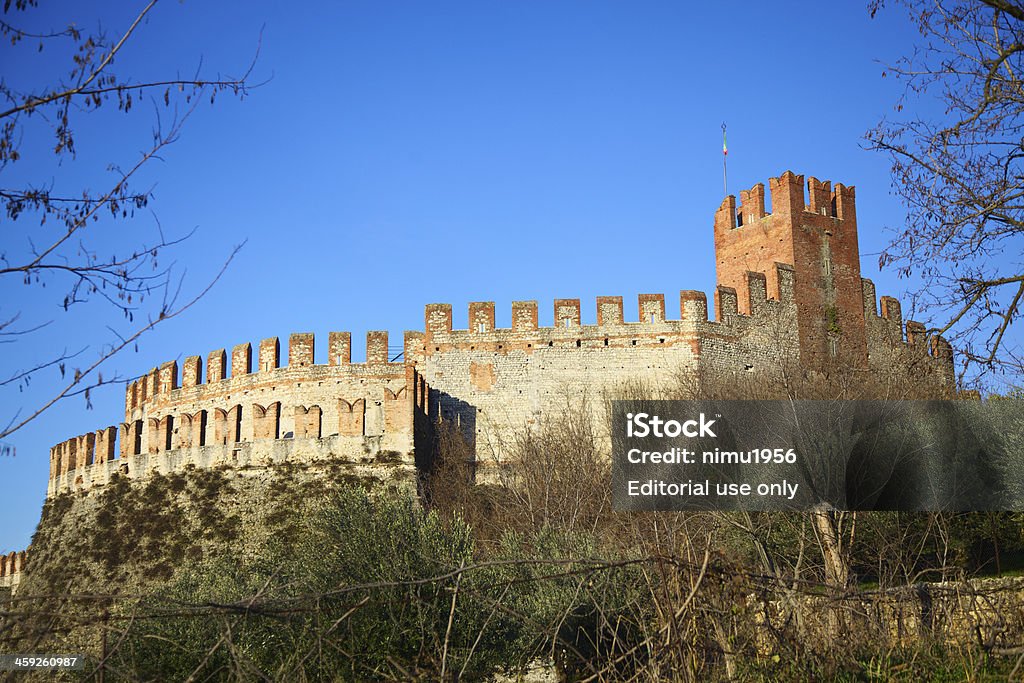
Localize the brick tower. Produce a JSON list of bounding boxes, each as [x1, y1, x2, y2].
[[713, 170, 868, 368]]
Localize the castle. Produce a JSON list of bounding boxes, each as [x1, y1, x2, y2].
[[5, 171, 957, 592]]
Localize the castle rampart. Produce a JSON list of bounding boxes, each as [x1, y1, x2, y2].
[[42, 171, 957, 498], [50, 331, 414, 497], [415, 281, 796, 465]]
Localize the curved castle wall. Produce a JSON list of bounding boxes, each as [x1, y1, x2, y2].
[[48, 331, 416, 497]]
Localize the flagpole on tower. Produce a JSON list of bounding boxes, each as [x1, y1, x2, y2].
[[722, 122, 728, 197]]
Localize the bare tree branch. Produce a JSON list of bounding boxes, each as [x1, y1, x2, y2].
[[867, 0, 1024, 383], [0, 1, 260, 437]]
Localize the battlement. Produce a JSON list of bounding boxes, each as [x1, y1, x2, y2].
[[52, 372, 417, 495], [0, 550, 27, 592], [127, 331, 401, 417], [47, 331, 416, 497], [49, 426, 118, 479], [715, 170, 856, 231], [48, 425, 418, 498], [422, 264, 797, 354], [861, 278, 955, 380]]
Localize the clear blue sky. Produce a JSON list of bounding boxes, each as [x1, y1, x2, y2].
[[0, 1, 967, 552]]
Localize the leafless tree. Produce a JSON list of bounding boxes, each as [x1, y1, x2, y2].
[[0, 0, 260, 441], [866, 0, 1024, 382]]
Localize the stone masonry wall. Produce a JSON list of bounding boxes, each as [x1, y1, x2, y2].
[[417, 295, 703, 467], [415, 262, 803, 473], [861, 278, 956, 388], [49, 331, 415, 498]]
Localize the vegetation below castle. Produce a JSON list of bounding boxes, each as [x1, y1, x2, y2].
[[5, 393, 1024, 681]]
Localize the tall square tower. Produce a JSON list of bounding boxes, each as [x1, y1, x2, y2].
[[714, 171, 867, 368]]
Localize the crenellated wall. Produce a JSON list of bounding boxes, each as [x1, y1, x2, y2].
[[50, 331, 415, 497], [416, 281, 794, 468], [414, 255, 954, 475], [42, 171, 957, 498], [861, 278, 956, 388], [0, 550, 27, 594], [125, 331, 405, 425]]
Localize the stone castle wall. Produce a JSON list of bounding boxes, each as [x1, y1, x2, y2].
[[48, 331, 418, 497], [40, 171, 957, 501], [414, 264, 803, 464]]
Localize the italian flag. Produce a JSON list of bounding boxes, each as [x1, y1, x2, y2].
[[723, 129, 728, 156]]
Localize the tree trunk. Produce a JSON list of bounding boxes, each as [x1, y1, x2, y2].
[[811, 507, 850, 588]]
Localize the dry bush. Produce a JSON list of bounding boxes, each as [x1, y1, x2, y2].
[[423, 388, 614, 543], [497, 391, 612, 539], [422, 419, 515, 543]]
